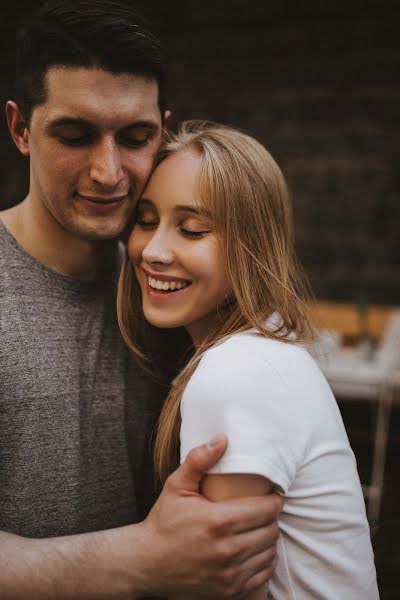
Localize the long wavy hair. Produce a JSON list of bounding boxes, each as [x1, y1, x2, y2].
[[117, 120, 314, 483]]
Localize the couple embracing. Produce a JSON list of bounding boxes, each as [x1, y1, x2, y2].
[[0, 1, 378, 598]]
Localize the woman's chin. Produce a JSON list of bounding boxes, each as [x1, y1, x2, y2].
[[143, 311, 187, 331]]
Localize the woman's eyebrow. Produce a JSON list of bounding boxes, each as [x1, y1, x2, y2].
[[175, 205, 199, 214], [175, 205, 211, 218], [137, 199, 211, 218]]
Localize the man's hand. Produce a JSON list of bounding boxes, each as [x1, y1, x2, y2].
[[136, 434, 281, 599], [0, 436, 281, 599]]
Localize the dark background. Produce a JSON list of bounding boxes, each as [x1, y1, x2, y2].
[[1, 0, 399, 305], [1, 2, 400, 597]]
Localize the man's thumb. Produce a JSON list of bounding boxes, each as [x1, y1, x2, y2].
[[172, 434, 227, 493]]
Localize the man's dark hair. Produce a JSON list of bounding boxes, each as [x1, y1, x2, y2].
[[15, 0, 166, 123]]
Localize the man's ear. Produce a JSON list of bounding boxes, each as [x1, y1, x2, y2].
[[163, 109, 172, 131], [6, 101, 30, 157]]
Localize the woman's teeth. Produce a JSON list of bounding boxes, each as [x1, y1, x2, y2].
[[148, 276, 189, 291]]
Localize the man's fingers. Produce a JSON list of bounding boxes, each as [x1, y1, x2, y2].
[[214, 492, 283, 535], [215, 545, 278, 600], [241, 543, 277, 578], [241, 559, 277, 598], [224, 552, 278, 599], [242, 554, 278, 596], [168, 434, 228, 493], [233, 522, 279, 564]]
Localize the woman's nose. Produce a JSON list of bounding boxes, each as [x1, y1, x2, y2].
[[142, 229, 175, 265]]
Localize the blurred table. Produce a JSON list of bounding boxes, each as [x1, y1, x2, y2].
[[311, 301, 400, 529]]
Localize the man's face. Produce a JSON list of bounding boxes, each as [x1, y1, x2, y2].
[[25, 66, 163, 241]]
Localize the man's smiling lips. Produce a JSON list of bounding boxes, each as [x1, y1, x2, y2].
[[76, 192, 129, 205], [75, 192, 130, 212]]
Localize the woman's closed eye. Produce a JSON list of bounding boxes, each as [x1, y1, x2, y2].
[[179, 217, 211, 239], [135, 205, 159, 229], [136, 217, 158, 229], [180, 227, 209, 238]]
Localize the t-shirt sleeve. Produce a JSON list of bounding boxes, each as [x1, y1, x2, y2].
[[180, 339, 305, 494]]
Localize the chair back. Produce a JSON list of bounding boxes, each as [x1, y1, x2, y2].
[[375, 310, 400, 372]]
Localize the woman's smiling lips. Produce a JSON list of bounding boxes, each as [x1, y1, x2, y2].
[[142, 269, 192, 300]]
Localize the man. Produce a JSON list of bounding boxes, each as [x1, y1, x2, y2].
[[0, 1, 281, 597]]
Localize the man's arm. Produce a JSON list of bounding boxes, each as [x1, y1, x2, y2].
[[0, 435, 281, 599]]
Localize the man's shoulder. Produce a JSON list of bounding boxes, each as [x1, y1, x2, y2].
[[0, 217, 23, 291]]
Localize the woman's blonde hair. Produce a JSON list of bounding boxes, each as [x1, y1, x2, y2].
[[117, 120, 314, 483]]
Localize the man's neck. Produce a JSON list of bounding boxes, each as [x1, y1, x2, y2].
[[0, 198, 119, 282]]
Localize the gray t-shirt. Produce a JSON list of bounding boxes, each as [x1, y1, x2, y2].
[[0, 220, 164, 538]]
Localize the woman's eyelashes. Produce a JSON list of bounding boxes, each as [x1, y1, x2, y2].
[[180, 227, 209, 238], [178, 215, 212, 238], [135, 205, 158, 229], [135, 213, 210, 238], [136, 216, 158, 229]]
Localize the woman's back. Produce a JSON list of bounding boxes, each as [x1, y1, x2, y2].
[[180, 331, 379, 599]]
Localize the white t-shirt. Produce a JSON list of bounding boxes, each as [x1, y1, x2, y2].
[[180, 331, 379, 599]]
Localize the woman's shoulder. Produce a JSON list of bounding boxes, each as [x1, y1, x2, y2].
[[184, 330, 322, 422], [201, 329, 314, 376]]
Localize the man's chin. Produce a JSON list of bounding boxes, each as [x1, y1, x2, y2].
[[70, 199, 135, 242], [73, 221, 128, 243]]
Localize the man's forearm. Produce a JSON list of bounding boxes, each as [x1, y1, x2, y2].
[[0, 439, 281, 599], [0, 524, 151, 599]]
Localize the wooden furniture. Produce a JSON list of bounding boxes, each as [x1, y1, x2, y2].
[[313, 300, 394, 342]]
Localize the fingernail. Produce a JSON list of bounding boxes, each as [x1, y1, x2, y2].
[[207, 433, 226, 448]]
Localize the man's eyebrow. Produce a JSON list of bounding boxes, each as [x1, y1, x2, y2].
[[47, 118, 94, 129], [47, 118, 160, 131], [123, 121, 160, 131]]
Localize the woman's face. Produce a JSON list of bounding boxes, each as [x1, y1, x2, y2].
[[128, 146, 232, 345]]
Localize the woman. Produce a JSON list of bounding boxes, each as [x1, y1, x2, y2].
[[118, 121, 379, 599]]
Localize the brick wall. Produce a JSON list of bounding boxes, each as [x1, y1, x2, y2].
[[1, 0, 399, 303]]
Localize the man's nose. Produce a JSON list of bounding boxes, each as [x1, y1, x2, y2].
[[89, 138, 125, 190], [142, 228, 175, 265]]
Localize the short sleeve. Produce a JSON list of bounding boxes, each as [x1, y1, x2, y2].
[[180, 336, 306, 494]]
